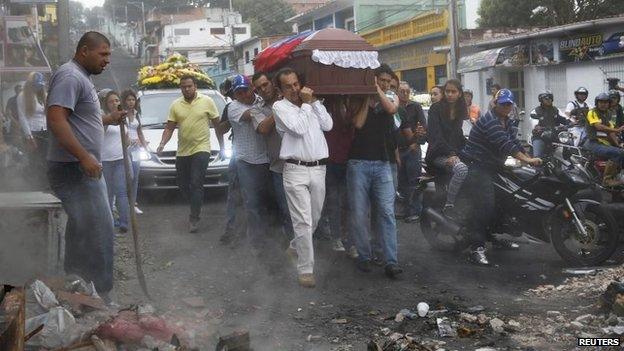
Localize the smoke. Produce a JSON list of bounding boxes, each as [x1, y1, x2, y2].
[[0, 208, 54, 286]]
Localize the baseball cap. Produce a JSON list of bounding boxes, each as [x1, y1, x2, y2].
[[495, 89, 514, 105], [231, 74, 250, 92], [31, 72, 45, 88]]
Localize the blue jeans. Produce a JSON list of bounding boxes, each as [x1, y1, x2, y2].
[[347, 159, 398, 266], [399, 148, 423, 217], [103, 159, 130, 230], [237, 160, 270, 247], [326, 162, 349, 243], [462, 163, 496, 249], [47, 162, 115, 293], [129, 145, 142, 205], [586, 141, 624, 167], [224, 156, 243, 237], [532, 138, 547, 158], [271, 171, 294, 240], [176, 152, 210, 221]]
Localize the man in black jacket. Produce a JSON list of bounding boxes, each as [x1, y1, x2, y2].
[[397, 81, 427, 223], [530, 90, 569, 158]]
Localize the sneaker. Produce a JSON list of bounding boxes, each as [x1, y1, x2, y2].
[[347, 246, 359, 259], [189, 220, 199, 233], [492, 239, 520, 251], [468, 246, 491, 266], [332, 239, 346, 252], [404, 215, 420, 223], [372, 256, 385, 267], [298, 273, 316, 288], [134, 206, 143, 215], [356, 260, 372, 273], [384, 264, 404, 279]]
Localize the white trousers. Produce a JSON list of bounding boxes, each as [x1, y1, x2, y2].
[[282, 163, 326, 274]]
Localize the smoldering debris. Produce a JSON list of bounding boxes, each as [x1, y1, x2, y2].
[[4, 276, 253, 351]]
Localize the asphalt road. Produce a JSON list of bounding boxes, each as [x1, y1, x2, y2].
[[88, 49, 595, 350]]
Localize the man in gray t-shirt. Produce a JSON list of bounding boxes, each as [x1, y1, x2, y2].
[[46, 32, 125, 297], [227, 75, 271, 249]]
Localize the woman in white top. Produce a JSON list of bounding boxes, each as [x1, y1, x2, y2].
[[101, 90, 130, 233], [121, 89, 148, 214], [17, 71, 48, 188]]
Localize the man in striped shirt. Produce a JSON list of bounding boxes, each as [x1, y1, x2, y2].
[[460, 89, 542, 266]]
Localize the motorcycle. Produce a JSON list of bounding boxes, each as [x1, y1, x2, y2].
[[419, 153, 619, 266], [543, 127, 624, 201]]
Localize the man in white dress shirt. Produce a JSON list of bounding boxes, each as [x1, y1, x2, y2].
[[272, 68, 333, 288]]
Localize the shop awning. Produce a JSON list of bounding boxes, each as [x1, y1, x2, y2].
[[457, 47, 504, 73], [0, 16, 52, 74], [458, 44, 539, 73]]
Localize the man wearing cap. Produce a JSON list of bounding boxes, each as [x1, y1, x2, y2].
[[272, 68, 333, 288], [157, 75, 220, 233], [227, 74, 272, 250], [461, 89, 542, 266]]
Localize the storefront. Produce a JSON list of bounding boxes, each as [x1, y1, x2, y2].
[[459, 16, 624, 141], [1, 14, 52, 120]]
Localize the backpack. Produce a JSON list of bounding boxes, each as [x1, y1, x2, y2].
[[570, 100, 589, 126]]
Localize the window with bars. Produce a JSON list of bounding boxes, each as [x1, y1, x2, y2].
[[507, 71, 525, 111]]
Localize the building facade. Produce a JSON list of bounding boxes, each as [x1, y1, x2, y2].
[[361, 10, 450, 93], [158, 16, 251, 66], [459, 16, 624, 141]]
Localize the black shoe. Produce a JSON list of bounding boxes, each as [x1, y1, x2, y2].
[[219, 232, 234, 245], [442, 204, 458, 221], [384, 264, 404, 278], [492, 239, 520, 251], [404, 215, 420, 223], [189, 220, 199, 233], [119, 226, 128, 234], [356, 260, 373, 273], [468, 247, 491, 266], [372, 256, 385, 267]]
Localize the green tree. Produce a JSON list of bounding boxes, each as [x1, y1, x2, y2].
[[232, 0, 294, 37], [478, 0, 621, 28]]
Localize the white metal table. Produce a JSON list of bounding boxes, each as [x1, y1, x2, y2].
[[0, 192, 66, 274]]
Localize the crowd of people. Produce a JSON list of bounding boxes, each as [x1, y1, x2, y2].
[[3, 30, 624, 298]]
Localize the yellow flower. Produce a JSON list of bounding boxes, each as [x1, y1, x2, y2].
[[141, 76, 163, 85]]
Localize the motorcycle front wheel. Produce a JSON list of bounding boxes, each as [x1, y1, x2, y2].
[[551, 203, 619, 266]]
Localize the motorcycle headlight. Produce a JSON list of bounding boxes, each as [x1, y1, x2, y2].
[[558, 131, 572, 144]]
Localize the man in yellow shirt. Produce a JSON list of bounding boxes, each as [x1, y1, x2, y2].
[[157, 75, 220, 232], [585, 93, 624, 187]]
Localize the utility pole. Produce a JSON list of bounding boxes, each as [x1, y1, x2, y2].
[[141, 2, 146, 36], [448, 0, 460, 79], [58, 0, 71, 62], [128, 2, 147, 36]]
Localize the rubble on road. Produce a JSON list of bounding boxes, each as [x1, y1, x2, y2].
[[509, 265, 624, 348], [8, 277, 238, 350]]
